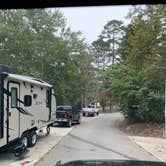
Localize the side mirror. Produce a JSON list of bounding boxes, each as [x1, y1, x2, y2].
[[16, 107, 33, 116]]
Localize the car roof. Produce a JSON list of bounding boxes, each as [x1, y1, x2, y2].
[[57, 105, 72, 109]]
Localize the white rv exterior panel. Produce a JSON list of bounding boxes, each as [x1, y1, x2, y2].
[[7, 73, 52, 88], [0, 73, 56, 148]]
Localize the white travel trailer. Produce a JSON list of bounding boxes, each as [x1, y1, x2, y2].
[[0, 67, 56, 154]]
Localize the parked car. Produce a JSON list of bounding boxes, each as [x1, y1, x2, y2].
[[55, 105, 81, 127], [82, 105, 99, 117]]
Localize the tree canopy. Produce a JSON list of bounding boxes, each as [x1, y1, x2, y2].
[[92, 5, 166, 123], [0, 9, 95, 108], [0, 6, 165, 121]]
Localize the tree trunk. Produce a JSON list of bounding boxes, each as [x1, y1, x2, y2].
[[110, 98, 112, 112], [112, 30, 115, 64], [108, 93, 112, 113], [102, 104, 105, 112]]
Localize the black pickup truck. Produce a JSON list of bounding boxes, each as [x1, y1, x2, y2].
[[55, 105, 81, 127]]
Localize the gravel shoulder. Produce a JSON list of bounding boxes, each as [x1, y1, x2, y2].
[[118, 119, 164, 138], [0, 126, 73, 166], [129, 136, 166, 163], [118, 115, 166, 163]]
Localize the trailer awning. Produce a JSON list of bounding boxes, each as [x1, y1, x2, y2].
[[5, 73, 52, 88]]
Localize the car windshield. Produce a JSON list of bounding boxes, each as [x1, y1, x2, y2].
[[0, 4, 165, 166], [88, 105, 95, 108]]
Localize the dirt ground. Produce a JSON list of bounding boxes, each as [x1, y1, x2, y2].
[[118, 120, 164, 138]]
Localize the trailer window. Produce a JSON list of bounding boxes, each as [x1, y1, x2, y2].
[[24, 95, 32, 107], [11, 88, 17, 108]]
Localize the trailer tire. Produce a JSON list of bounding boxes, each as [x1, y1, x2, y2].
[[15, 152, 21, 157], [27, 131, 37, 147], [83, 113, 85, 116], [21, 133, 28, 149]]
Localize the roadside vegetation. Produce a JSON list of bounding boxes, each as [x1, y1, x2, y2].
[[0, 5, 165, 124], [118, 120, 164, 137], [0, 9, 96, 108], [92, 5, 166, 124]]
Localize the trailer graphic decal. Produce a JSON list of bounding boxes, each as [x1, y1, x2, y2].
[[16, 107, 34, 116], [34, 100, 45, 106]]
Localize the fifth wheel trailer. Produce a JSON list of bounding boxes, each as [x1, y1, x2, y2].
[[0, 69, 56, 154]]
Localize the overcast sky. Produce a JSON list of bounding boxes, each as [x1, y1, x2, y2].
[[60, 6, 132, 44]]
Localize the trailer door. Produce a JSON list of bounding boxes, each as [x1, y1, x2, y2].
[[8, 82, 20, 141]]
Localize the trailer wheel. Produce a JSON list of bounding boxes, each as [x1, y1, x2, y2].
[[27, 131, 37, 147], [83, 113, 85, 116], [15, 152, 21, 157], [21, 133, 28, 149], [46, 126, 51, 135]]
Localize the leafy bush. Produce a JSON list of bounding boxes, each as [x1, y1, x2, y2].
[[120, 104, 142, 124], [147, 91, 165, 123], [104, 63, 165, 124]]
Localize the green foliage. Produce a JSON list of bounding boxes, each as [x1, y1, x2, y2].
[[92, 5, 166, 123], [92, 20, 124, 69], [104, 63, 164, 123], [0, 9, 95, 107], [147, 91, 165, 123]]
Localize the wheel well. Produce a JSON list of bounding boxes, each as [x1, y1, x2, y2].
[[30, 127, 38, 131], [21, 127, 38, 136]]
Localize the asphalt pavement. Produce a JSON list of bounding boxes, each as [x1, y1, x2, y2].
[[36, 113, 158, 166], [0, 126, 72, 166]]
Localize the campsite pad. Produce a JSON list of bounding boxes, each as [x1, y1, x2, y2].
[[0, 126, 73, 166]]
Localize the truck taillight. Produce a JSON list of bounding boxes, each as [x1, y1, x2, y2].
[[64, 112, 68, 118]]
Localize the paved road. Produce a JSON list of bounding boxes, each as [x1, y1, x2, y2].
[[37, 113, 158, 166]]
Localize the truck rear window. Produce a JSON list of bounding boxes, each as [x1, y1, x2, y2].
[[57, 106, 72, 111]]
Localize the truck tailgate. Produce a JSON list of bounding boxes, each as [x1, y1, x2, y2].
[[56, 111, 66, 119]]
